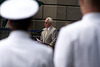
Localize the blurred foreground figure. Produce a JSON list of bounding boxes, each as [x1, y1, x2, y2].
[[0, 0, 54, 67], [54, 0, 100, 67]]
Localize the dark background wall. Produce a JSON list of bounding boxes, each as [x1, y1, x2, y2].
[[0, 0, 82, 40], [33, 0, 82, 30]]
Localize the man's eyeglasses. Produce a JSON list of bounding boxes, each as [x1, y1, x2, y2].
[[44, 22, 48, 24]]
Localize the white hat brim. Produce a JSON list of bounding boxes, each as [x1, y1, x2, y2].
[[0, 0, 39, 20]]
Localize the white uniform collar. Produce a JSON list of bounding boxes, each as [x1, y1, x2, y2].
[[82, 12, 100, 23], [8, 30, 30, 39]]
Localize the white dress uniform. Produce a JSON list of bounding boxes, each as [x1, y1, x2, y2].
[[0, 30, 54, 67], [54, 13, 100, 67]]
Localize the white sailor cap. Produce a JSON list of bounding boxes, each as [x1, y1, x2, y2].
[[0, 0, 39, 20]]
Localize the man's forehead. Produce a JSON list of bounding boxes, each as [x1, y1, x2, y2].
[[45, 19, 49, 22]]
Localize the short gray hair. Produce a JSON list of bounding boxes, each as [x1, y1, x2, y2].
[[46, 17, 53, 23]]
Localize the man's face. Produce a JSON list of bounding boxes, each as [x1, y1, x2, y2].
[[44, 19, 52, 28]]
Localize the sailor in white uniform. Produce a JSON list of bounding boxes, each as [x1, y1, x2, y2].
[[54, 0, 100, 67], [0, 0, 54, 67]]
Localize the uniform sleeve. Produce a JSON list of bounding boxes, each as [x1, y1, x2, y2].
[[54, 27, 74, 67], [45, 48, 54, 67], [48, 50, 54, 67]]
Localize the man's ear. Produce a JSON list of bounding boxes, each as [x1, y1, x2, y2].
[[80, 0, 84, 6], [8, 20, 12, 28]]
